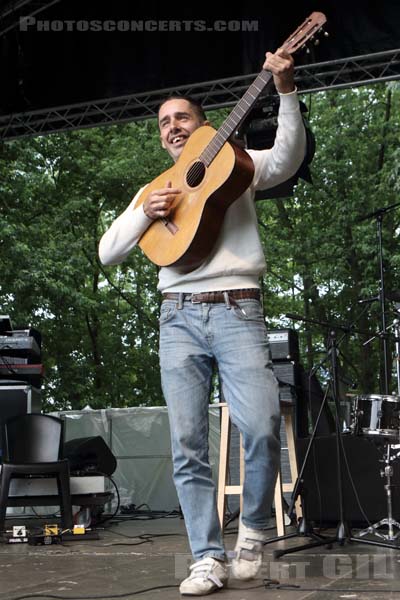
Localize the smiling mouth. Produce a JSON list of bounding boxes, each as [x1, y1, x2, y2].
[[170, 135, 187, 145]]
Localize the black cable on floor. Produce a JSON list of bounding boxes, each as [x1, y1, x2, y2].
[[6, 585, 179, 600], [7, 582, 400, 600]]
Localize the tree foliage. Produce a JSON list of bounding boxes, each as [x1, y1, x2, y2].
[[258, 83, 400, 393], [0, 83, 399, 410]]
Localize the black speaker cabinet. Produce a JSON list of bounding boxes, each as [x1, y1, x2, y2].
[[63, 436, 117, 476], [268, 329, 300, 362], [0, 384, 41, 453], [296, 434, 400, 525], [272, 362, 303, 408]]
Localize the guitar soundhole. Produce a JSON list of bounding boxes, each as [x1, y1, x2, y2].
[[186, 161, 206, 188]]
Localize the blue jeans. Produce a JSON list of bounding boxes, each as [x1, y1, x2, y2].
[[159, 296, 281, 561]]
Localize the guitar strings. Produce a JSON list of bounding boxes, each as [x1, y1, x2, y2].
[[185, 70, 272, 187], [183, 17, 322, 187]]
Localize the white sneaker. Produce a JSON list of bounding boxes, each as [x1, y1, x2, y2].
[[179, 557, 228, 596], [230, 518, 267, 580]]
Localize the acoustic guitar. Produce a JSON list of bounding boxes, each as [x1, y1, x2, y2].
[[135, 12, 327, 272]]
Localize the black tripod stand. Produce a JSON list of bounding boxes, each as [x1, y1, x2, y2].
[[269, 323, 400, 557], [266, 202, 400, 556], [265, 327, 357, 557]]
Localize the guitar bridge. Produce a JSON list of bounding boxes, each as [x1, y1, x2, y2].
[[161, 217, 179, 235]]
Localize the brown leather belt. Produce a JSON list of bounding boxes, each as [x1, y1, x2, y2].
[[162, 289, 260, 304]]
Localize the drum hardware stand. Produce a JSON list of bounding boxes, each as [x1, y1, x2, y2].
[[350, 304, 400, 548], [353, 308, 400, 543], [357, 442, 400, 542]]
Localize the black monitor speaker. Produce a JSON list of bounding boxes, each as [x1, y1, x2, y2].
[[63, 436, 117, 476]]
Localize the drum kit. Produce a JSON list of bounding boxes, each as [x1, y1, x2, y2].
[[350, 393, 400, 541], [347, 240, 400, 541], [327, 202, 400, 544], [281, 202, 400, 553]]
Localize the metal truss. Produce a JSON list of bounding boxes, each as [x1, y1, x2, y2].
[[0, 0, 60, 37], [1, 48, 399, 140]]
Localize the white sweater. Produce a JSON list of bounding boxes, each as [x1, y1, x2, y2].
[[99, 91, 306, 292]]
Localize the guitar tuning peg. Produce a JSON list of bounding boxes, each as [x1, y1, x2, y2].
[[323, 29, 329, 37], [314, 38, 320, 46]]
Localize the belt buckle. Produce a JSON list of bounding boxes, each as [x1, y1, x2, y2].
[[190, 294, 202, 304]]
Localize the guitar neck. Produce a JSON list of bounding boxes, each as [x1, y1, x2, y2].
[[198, 11, 328, 167], [200, 69, 273, 166]]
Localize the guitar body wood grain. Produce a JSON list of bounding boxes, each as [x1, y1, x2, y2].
[[135, 125, 255, 271]]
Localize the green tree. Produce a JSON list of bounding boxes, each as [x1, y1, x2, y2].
[[0, 83, 399, 410], [257, 83, 400, 394]]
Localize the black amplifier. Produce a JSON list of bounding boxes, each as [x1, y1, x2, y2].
[[0, 335, 41, 360], [272, 361, 302, 389], [278, 385, 297, 405], [267, 329, 299, 363], [272, 361, 304, 407]]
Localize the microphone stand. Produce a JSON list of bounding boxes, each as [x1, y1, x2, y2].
[[357, 201, 400, 394], [267, 203, 400, 556], [267, 327, 353, 558], [376, 210, 389, 394], [266, 314, 399, 558]]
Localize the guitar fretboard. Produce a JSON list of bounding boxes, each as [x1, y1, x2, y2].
[[199, 70, 274, 166], [197, 11, 327, 167]]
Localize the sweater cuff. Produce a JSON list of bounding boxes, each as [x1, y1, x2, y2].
[[278, 85, 298, 96], [278, 88, 300, 112], [135, 203, 154, 229]]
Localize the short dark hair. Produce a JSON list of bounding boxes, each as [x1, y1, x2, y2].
[[158, 95, 207, 123]]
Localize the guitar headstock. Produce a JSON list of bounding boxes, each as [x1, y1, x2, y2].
[[281, 12, 327, 55]]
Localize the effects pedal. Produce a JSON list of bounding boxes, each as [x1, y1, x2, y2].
[[28, 524, 62, 545], [6, 525, 28, 544]]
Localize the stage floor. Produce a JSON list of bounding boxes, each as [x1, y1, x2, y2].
[[1, 515, 400, 600]]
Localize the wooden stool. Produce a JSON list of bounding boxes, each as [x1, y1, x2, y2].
[[216, 402, 301, 536]]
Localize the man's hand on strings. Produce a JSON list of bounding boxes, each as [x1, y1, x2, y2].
[[143, 181, 181, 220]]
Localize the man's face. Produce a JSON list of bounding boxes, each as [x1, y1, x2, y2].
[[158, 99, 206, 162]]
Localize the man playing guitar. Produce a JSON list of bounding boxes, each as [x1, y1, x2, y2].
[[100, 47, 306, 596]]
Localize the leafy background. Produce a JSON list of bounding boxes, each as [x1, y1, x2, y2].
[[0, 83, 399, 411]]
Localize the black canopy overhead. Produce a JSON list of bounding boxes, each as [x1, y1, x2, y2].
[[1, 0, 400, 137]]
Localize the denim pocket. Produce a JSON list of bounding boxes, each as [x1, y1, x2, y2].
[[231, 299, 264, 322], [159, 301, 177, 325]]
